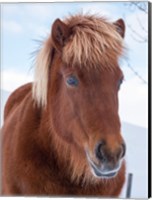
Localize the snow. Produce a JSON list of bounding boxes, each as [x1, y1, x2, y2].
[[0, 90, 148, 198], [120, 122, 148, 198], [0, 90, 10, 125]]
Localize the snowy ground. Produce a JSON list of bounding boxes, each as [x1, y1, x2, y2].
[[1, 89, 148, 198], [120, 122, 148, 198], [1, 90, 10, 125]]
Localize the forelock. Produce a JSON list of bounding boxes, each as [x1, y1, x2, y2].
[[62, 14, 124, 70]]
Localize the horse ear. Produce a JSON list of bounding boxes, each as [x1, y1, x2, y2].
[[113, 19, 125, 38], [51, 18, 72, 51]]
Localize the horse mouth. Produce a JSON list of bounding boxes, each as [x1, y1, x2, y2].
[[86, 151, 121, 179], [89, 161, 118, 178]]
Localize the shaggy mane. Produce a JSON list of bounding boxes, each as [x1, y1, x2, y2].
[[63, 14, 124, 68], [32, 14, 124, 107]]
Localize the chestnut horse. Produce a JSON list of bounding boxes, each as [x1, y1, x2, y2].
[[2, 14, 126, 196]]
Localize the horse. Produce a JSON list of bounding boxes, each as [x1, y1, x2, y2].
[[1, 14, 126, 196]]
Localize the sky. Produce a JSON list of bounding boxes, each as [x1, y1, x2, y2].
[[1, 2, 148, 128]]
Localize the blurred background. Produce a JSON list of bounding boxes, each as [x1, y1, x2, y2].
[[0, 2, 149, 198]]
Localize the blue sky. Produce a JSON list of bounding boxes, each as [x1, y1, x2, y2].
[[1, 2, 148, 128]]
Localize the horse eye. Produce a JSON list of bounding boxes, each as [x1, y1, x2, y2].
[[118, 78, 123, 90], [66, 75, 79, 87]]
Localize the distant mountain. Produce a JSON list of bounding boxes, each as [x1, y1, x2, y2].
[[0, 89, 148, 198]]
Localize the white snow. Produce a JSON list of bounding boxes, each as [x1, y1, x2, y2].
[[120, 122, 148, 198], [0, 90, 10, 125]]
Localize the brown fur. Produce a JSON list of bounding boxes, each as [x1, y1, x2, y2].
[[2, 14, 126, 196], [33, 14, 125, 107]]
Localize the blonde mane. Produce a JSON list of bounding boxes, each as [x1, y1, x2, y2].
[[32, 14, 124, 107], [63, 14, 124, 68]]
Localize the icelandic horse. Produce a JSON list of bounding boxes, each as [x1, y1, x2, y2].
[[2, 14, 126, 196]]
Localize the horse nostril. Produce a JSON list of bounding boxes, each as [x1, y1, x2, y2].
[[117, 142, 126, 159], [95, 142, 106, 162], [95, 141, 126, 163], [121, 142, 126, 158]]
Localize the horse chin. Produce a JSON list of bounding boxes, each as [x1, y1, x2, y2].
[[86, 151, 122, 179]]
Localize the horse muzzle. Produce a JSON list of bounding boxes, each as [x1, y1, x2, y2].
[[86, 151, 122, 178], [86, 142, 126, 179]]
